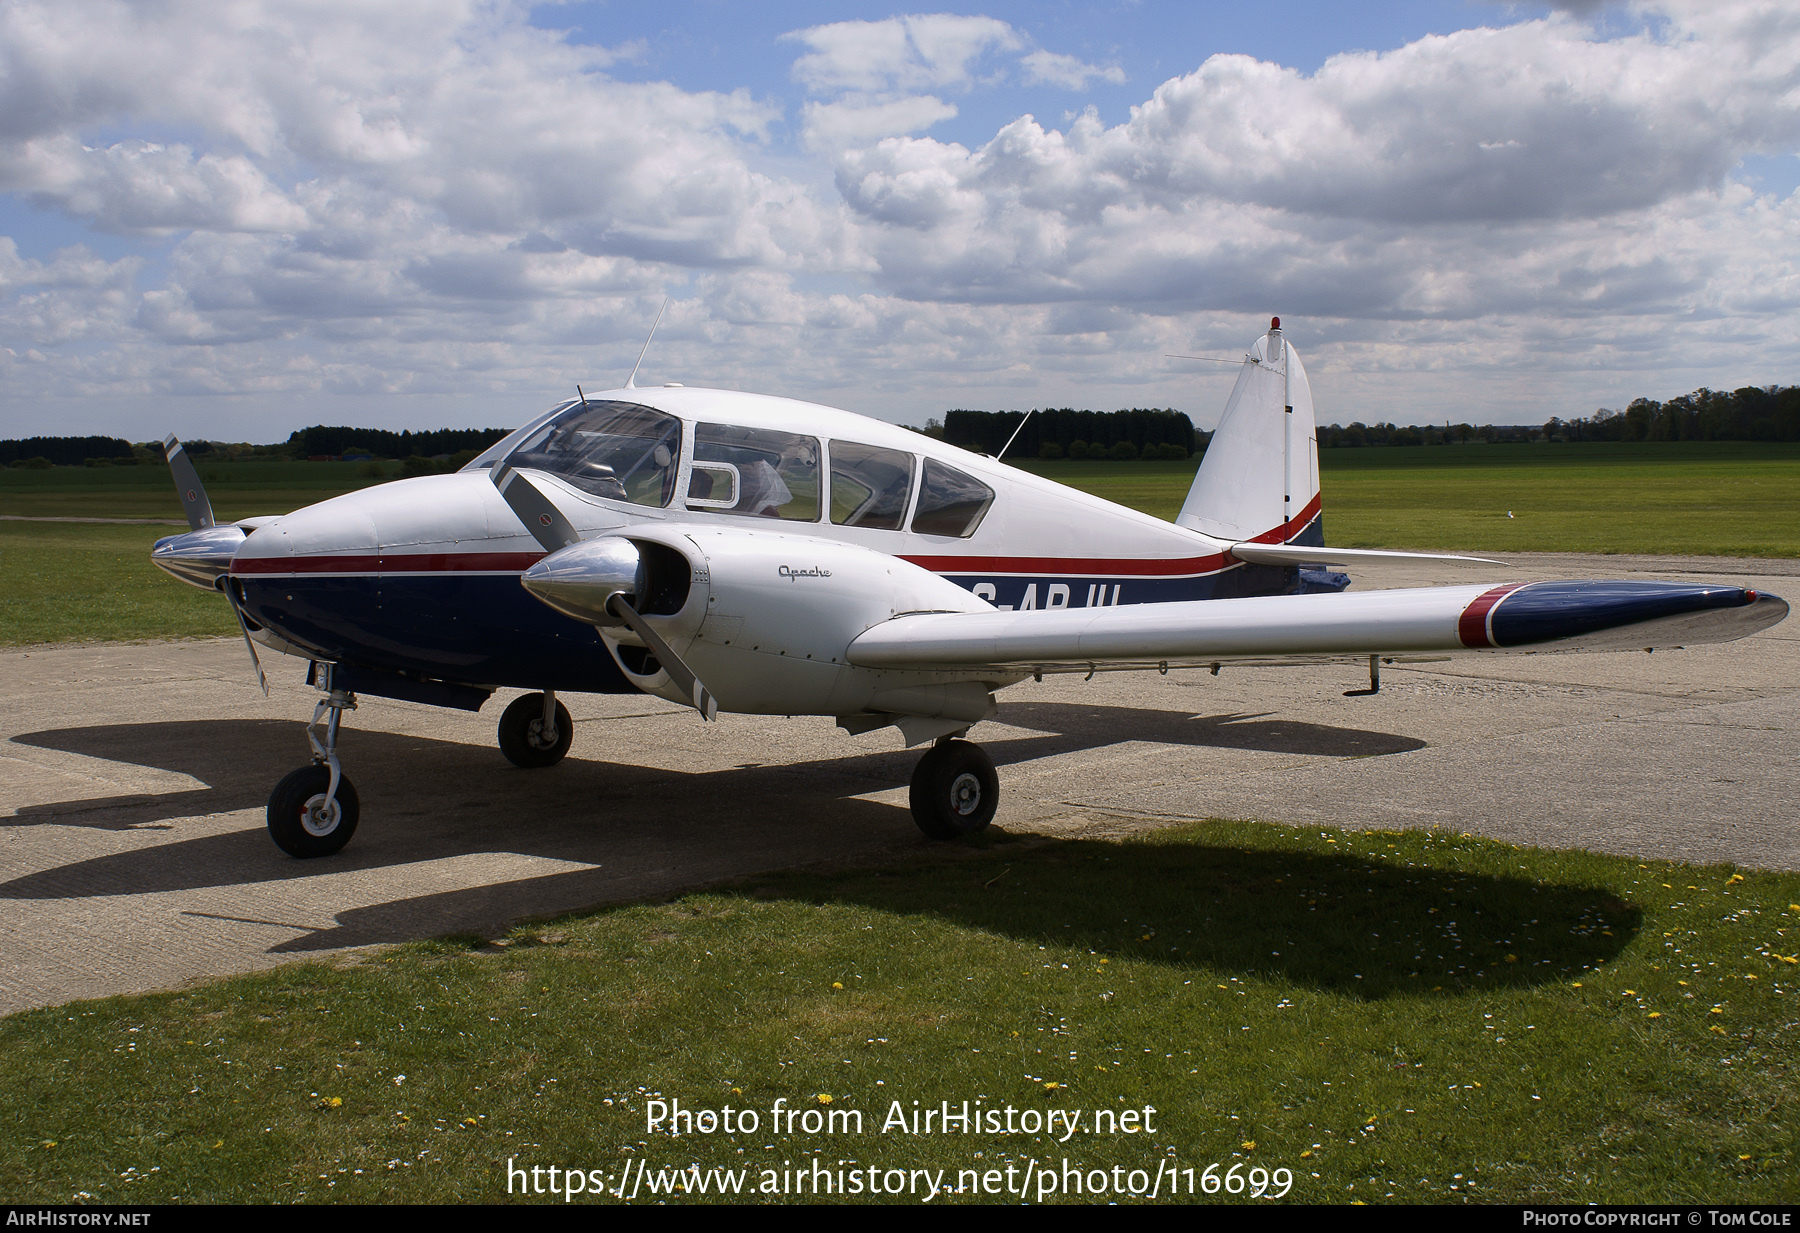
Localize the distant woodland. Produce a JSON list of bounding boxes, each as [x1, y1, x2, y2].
[[936, 408, 1201, 459], [5, 382, 1797, 468]]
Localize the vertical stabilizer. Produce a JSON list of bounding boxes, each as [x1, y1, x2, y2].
[[1176, 318, 1322, 546]]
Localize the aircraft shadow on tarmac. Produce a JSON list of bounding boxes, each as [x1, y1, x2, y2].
[[2, 702, 1430, 956]]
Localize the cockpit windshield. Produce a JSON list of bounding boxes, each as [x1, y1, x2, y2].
[[503, 400, 680, 506]]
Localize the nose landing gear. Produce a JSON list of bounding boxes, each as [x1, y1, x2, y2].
[[268, 665, 360, 858]]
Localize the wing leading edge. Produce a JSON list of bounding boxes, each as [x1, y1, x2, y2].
[[848, 581, 1788, 675]]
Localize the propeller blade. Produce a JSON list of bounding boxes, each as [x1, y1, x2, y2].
[[162, 435, 216, 531], [223, 580, 269, 697], [491, 461, 579, 553], [607, 594, 718, 721]]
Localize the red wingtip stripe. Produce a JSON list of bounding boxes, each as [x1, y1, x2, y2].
[[1458, 583, 1531, 648]]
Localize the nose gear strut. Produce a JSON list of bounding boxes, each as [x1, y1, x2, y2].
[[266, 663, 362, 857]]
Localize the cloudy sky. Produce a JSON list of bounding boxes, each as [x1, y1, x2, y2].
[[2, 0, 1797, 441]]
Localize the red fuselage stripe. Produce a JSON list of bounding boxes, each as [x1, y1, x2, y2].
[[1458, 583, 1530, 648]]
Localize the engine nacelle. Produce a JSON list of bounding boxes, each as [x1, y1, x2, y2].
[[520, 535, 695, 628], [526, 523, 1007, 718]]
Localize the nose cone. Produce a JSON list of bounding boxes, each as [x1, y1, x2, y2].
[[152, 524, 248, 590], [520, 536, 642, 626]]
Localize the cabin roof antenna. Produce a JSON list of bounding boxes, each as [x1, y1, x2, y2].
[[625, 297, 670, 390]]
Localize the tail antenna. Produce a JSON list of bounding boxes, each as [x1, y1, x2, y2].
[[625, 298, 670, 390]]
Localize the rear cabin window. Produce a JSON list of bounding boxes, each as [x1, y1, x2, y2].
[[688, 423, 821, 521], [829, 440, 914, 530], [910, 458, 994, 538], [504, 400, 679, 507]]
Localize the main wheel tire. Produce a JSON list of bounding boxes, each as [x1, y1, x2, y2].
[[498, 692, 574, 768], [267, 765, 360, 858], [909, 738, 998, 839]]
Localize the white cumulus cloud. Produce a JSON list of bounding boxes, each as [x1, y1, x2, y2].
[[783, 14, 1023, 94], [0, 0, 1797, 434], [1019, 49, 1125, 90]]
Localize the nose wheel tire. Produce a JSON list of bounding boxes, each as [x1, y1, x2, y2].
[[267, 765, 360, 858], [909, 738, 998, 839], [498, 692, 574, 768]]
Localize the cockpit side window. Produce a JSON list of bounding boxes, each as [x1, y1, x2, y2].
[[690, 424, 820, 521], [503, 401, 680, 506], [910, 458, 994, 538], [829, 440, 914, 530]]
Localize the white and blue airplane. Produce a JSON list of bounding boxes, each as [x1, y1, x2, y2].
[[151, 319, 1788, 857]]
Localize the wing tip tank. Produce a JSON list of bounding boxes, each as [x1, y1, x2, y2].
[[1459, 581, 1787, 651]]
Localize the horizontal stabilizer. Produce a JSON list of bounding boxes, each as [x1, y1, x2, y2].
[[1229, 542, 1505, 568], [847, 582, 1786, 675]]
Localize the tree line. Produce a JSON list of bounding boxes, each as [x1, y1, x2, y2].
[[286, 425, 513, 459], [1317, 422, 1542, 448], [1546, 385, 1800, 443], [937, 408, 1202, 460], [0, 435, 138, 467], [9, 382, 1794, 471]]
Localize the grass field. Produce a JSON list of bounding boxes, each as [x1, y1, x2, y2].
[[0, 460, 386, 522], [2, 822, 1794, 1204], [1015, 441, 1800, 558], [0, 521, 240, 645]]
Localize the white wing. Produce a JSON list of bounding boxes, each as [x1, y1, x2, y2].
[[848, 582, 1787, 675]]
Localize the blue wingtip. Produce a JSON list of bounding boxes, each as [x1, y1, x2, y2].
[[1488, 581, 1786, 650]]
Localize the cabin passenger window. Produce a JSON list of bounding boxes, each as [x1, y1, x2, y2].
[[689, 424, 820, 521], [503, 400, 679, 507], [910, 459, 994, 537], [829, 441, 914, 530]]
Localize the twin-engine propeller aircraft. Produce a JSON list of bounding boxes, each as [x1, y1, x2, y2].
[[152, 319, 1788, 857]]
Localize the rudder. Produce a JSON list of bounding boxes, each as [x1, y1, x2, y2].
[[1176, 318, 1322, 548]]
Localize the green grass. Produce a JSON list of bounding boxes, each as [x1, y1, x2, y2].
[[0, 460, 387, 645], [1015, 441, 1800, 557], [0, 521, 238, 646], [3, 823, 1794, 1204], [0, 460, 388, 522]]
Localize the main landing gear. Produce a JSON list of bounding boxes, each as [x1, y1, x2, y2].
[[267, 666, 360, 858], [909, 737, 998, 839], [498, 691, 572, 768]]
